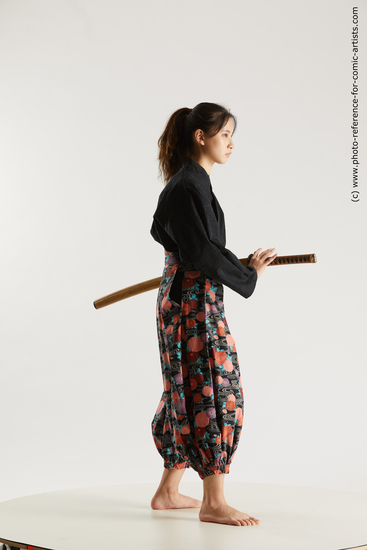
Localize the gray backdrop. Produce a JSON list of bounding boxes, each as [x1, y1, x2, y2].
[[1, 0, 366, 502]]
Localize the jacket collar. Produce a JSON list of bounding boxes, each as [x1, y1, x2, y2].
[[183, 156, 210, 181]]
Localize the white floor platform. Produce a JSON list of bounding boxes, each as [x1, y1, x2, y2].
[[0, 482, 366, 550]]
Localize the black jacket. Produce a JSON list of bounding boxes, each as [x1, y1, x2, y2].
[[150, 156, 257, 299]]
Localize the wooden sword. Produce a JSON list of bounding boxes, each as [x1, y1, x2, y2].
[[93, 253, 317, 309]]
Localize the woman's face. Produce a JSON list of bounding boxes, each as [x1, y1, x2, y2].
[[201, 117, 235, 165]]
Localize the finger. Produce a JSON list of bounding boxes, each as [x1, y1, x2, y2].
[[259, 247, 275, 256], [259, 250, 276, 260]]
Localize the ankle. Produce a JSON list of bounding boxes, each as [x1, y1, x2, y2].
[[202, 496, 227, 507], [157, 484, 179, 496]]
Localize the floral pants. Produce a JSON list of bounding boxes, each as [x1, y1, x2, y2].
[[151, 250, 245, 479]]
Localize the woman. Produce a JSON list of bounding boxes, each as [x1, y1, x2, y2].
[[150, 102, 276, 526]]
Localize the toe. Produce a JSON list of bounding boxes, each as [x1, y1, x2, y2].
[[250, 516, 260, 524]]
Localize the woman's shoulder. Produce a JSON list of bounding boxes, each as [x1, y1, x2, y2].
[[161, 176, 209, 209]]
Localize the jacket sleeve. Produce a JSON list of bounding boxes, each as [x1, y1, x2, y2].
[[164, 181, 258, 299]]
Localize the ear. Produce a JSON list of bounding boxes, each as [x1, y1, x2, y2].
[[194, 128, 205, 146]]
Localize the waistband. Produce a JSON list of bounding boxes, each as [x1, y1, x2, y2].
[[164, 249, 197, 270]]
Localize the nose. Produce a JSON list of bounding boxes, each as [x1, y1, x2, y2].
[[229, 137, 234, 149]]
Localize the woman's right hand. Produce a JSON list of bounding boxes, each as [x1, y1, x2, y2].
[[248, 248, 277, 278]]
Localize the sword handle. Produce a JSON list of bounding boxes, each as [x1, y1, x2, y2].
[[241, 253, 317, 267]]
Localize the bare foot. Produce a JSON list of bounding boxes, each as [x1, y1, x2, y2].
[[151, 492, 202, 510], [199, 502, 261, 526]]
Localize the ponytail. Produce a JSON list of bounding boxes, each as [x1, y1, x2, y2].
[[157, 102, 237, 185]]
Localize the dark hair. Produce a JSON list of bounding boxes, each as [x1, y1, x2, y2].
[[157, 102, 237, 185]]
